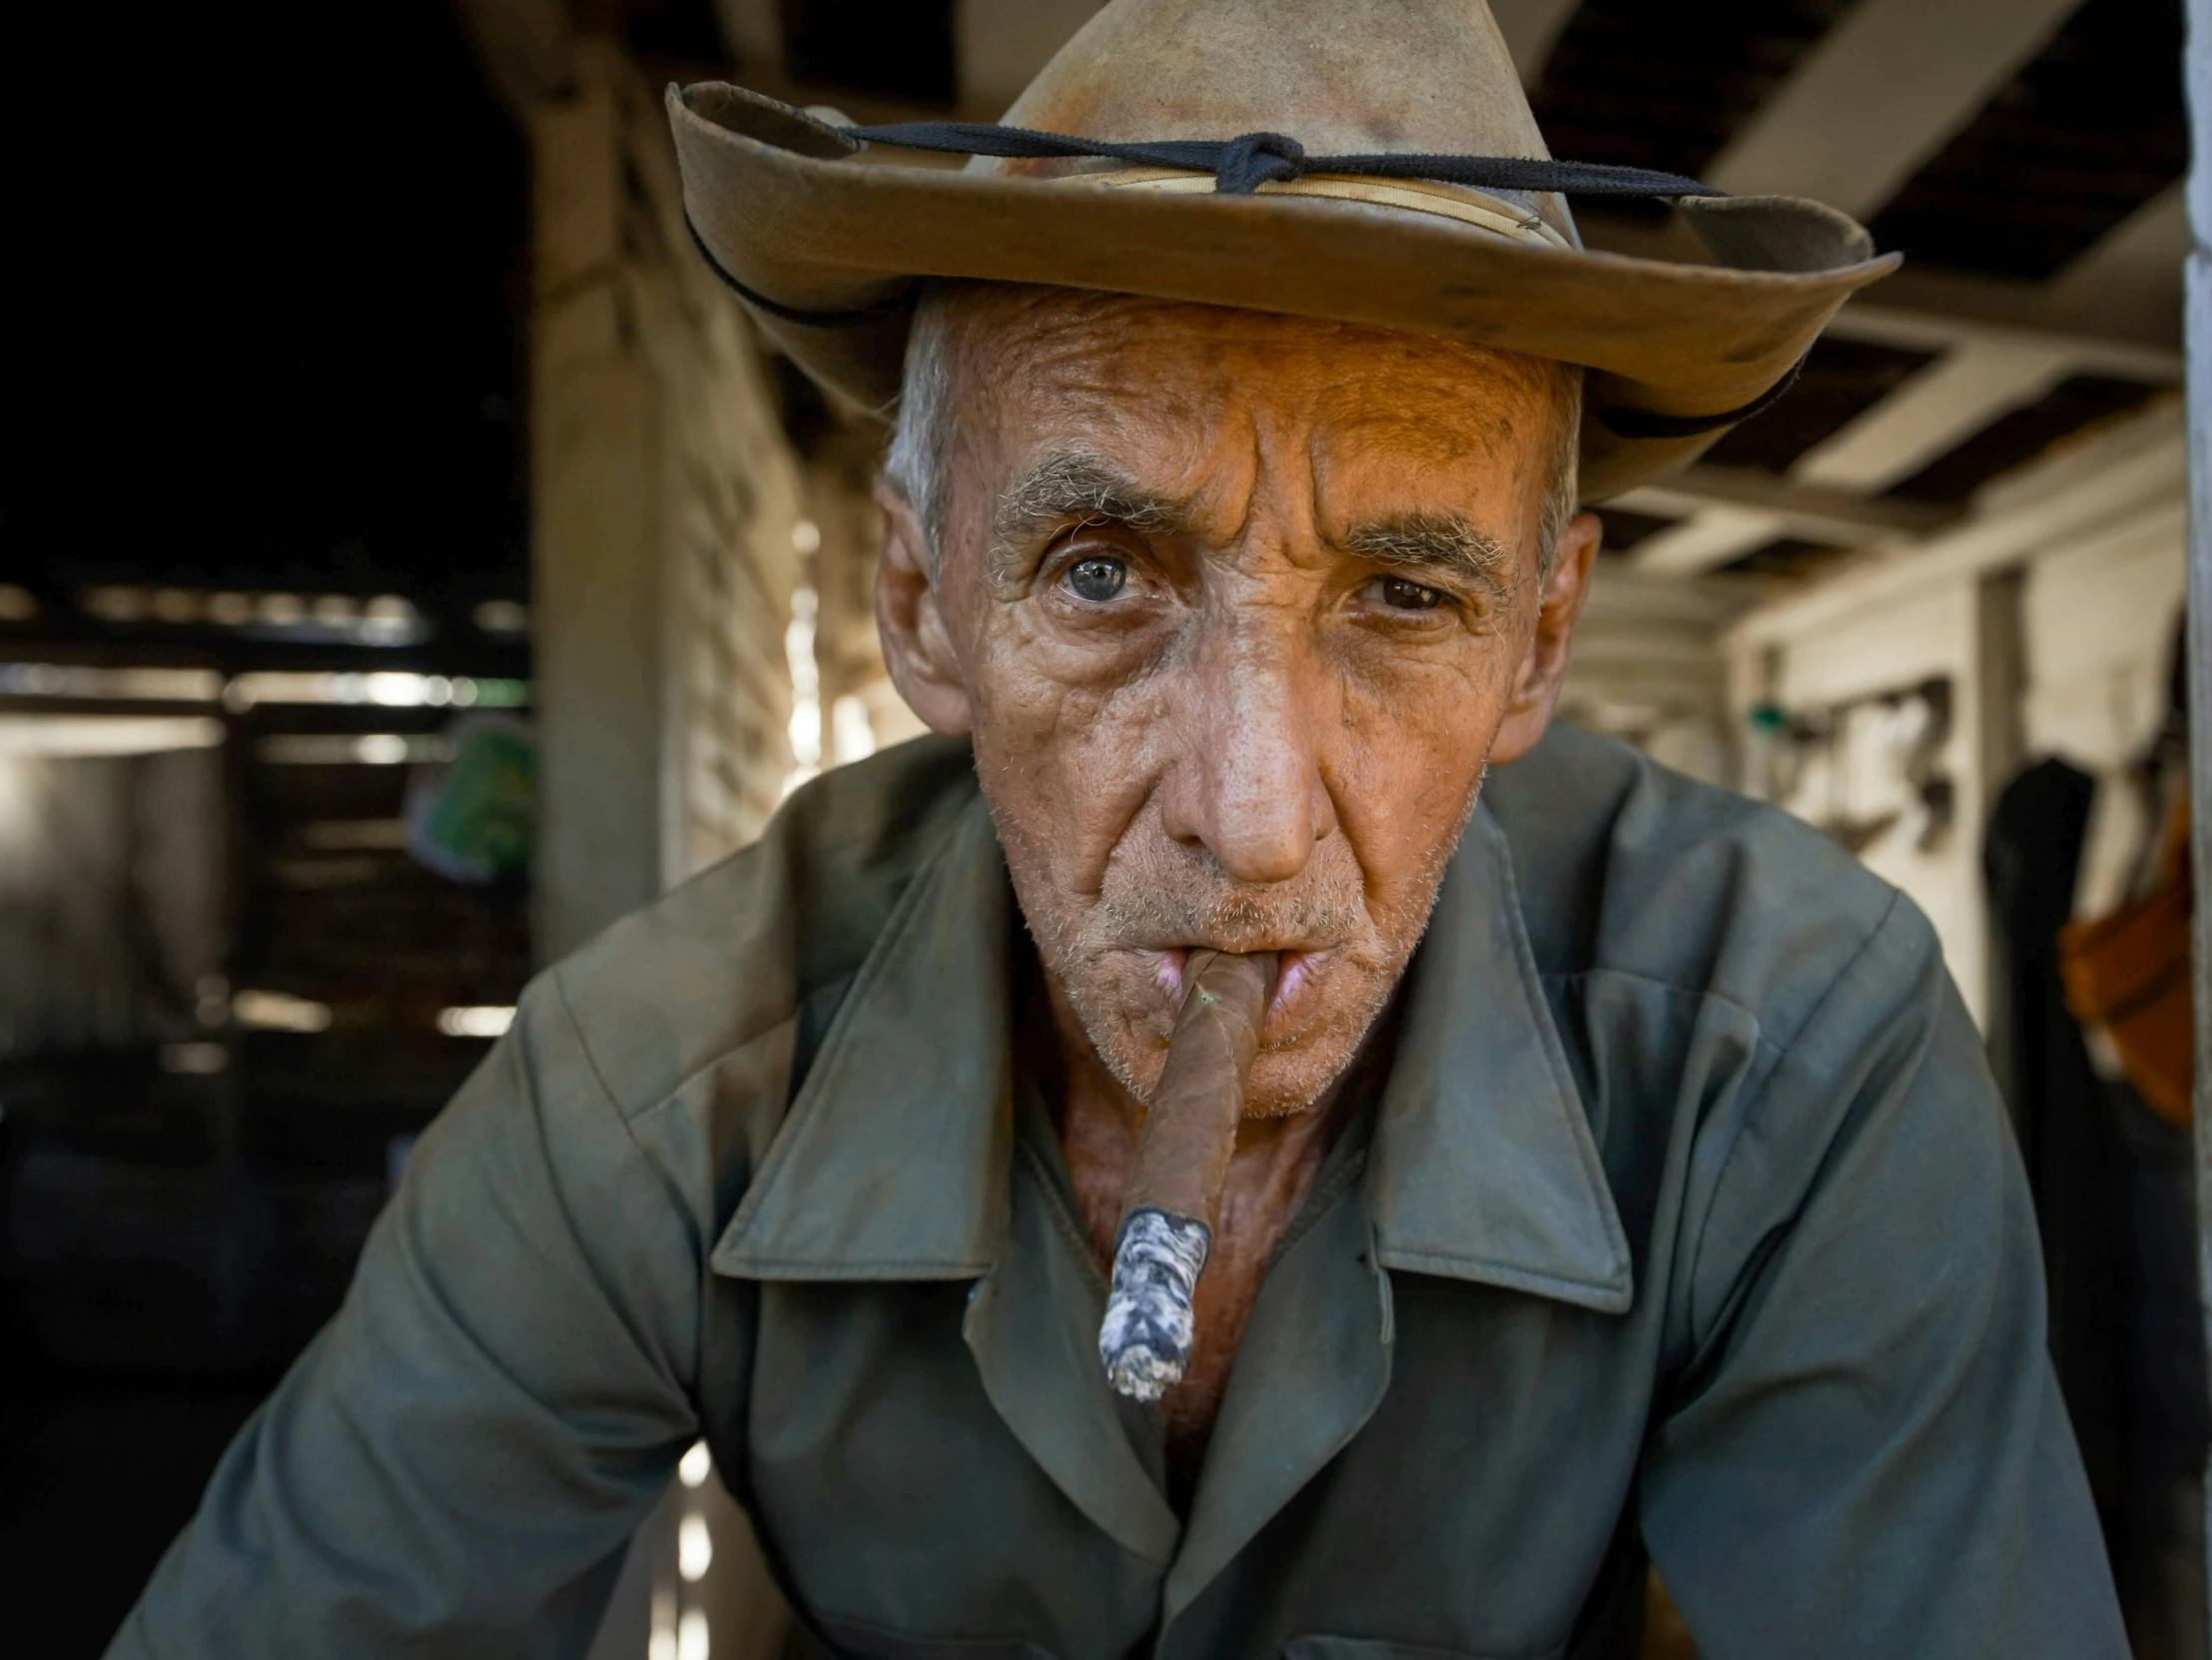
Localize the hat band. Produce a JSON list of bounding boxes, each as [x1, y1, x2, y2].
[[838, 121, 1723, 203], [1068, 166, 1574, 250]]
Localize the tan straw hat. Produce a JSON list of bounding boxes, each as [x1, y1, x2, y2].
[[666, 0, 1900, 499]]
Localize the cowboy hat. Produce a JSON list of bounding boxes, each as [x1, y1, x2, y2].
[[666, 0, 1899, 500]]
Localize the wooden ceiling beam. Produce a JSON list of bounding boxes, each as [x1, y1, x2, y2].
[[1827, 296, 2185, 384], [1703, 0, 2078, 221], [1791, 340, 2075, 493], [1616, 466, 1963, 545], [1578, 208, 2187, 371], [1626, 339, 2075, 576], [2041, 183, 2193, 344], [1626, 507, 1788, 578], [1726, 405, 2186, 645]]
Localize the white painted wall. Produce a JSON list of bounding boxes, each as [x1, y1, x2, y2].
[[2021, 519, 2185, 771], [2021, 517, 2185, 918], [1766, 575, 1989, 1027], [1726, 505, 2185, 1034]]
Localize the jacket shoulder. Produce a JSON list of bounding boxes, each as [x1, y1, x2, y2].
[[541, 735, 980, 1118], [1485, 722, 1925, 1054]]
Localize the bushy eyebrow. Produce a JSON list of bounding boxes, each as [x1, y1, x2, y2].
[[988, 452, 1193, 584], [987, 453, 1521, 606], [1344, 511, 1521, 606]]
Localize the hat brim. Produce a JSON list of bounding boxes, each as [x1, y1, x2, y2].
[[668, 84, 1901, 500]]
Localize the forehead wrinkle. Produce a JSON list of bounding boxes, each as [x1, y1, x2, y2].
[[1313, 341, 1560, 478], [1321, 392, 1530, 475]]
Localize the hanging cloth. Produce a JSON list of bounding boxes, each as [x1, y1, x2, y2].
[[2059, 799, 2193, 1129]]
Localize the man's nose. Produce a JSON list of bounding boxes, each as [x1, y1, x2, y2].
[[1157, 615, 1338, 885]]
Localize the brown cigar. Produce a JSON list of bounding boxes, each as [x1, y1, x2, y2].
[[1099, 948, 1278, 1400]]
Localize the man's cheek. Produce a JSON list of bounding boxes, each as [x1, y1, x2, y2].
[[990, 624, 1173, 757], [972, 607, 1170, 742], [974, 669, 1161, 898], [984, 593, 1170, 695], [1327, 682, 1495, 870]]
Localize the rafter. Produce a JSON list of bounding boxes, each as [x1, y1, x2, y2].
[[1576, 211, 2188, 370], [2042, 183, 2192, 336], [1704, 0, 2077, 221], [1827, 299, 2184, 384], [1615, 466, 1961, 546], [1726, 406, 2186, 643], [1627, 508, 1787, 579], [1791, 340, 2074, 493], [1627, 338, 2090, 575]]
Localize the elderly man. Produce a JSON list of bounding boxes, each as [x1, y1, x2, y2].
[[112, 1, 2126, 1656]]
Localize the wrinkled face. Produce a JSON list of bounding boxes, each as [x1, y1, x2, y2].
[[878, 289, 1598, 1116]]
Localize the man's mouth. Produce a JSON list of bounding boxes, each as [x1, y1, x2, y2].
[[1150, 945, 1327, 1021]]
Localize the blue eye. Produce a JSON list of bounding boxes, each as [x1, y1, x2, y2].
[[1379, 576, 1444, 611], [1068, 556, 1127, 602]]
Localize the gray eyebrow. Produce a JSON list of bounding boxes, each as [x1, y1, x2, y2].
[[986, 456, 1520, 606], [1344, 511, 1521, 605], [988, 452, 1193, 585]]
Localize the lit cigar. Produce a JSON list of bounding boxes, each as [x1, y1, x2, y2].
[[1099, 948, 1279, 1401]]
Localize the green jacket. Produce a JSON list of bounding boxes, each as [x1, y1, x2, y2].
[[110, 726, 2124, 1659]]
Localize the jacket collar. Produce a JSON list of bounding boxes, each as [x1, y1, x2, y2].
[[1365, 805, 1634, 1312], [712, 795, 1014, 1280], [712, 785, 1632, 1314]]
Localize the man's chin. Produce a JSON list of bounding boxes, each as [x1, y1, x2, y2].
[[1239, 1041, 1370, 1118]]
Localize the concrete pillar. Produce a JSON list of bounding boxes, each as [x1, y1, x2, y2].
[[528, 39, 805, 963], [530, 44, 665, 962]]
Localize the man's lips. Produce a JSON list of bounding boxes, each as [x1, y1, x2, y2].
[[1149, 945, 1329, 1019]]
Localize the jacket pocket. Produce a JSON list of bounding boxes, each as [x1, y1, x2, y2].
[[815, 1611, 1057, 1660], [1285, 1636, 1566, 1660]]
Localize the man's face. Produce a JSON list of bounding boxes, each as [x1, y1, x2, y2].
[[879, 288, 1598, 1116]]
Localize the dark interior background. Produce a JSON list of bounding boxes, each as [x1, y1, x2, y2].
[[5, 2, 535, 1639]]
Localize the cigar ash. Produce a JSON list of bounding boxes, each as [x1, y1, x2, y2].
[[1099, 1208, 1211, 1401]]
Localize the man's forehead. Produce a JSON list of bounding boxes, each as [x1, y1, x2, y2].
[[949, 285, 1555, 430], [943, 287, 1558, 511]]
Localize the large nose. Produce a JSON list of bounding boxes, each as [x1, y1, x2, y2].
[[1157, 607, 1338, 885]]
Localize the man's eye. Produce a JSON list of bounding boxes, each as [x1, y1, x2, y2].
[[1377, 576, 1444, 611], [1066, 555, 1128, 603]]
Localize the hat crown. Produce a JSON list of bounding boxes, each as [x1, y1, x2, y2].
[[998, 0, 1551, 170]]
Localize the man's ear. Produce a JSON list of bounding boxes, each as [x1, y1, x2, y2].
[[873, 479, 976, 737], [1489, 509, 1601, 765]]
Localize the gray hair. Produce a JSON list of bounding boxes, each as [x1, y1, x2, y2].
[[881, 292, 960, 573], [1534, 368, 1584, 577], [884, 284, 1585, 583]]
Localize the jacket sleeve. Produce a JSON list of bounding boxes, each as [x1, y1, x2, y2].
[[105, 973, 705, 1660], [1639, 896, 2129, 1657]]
